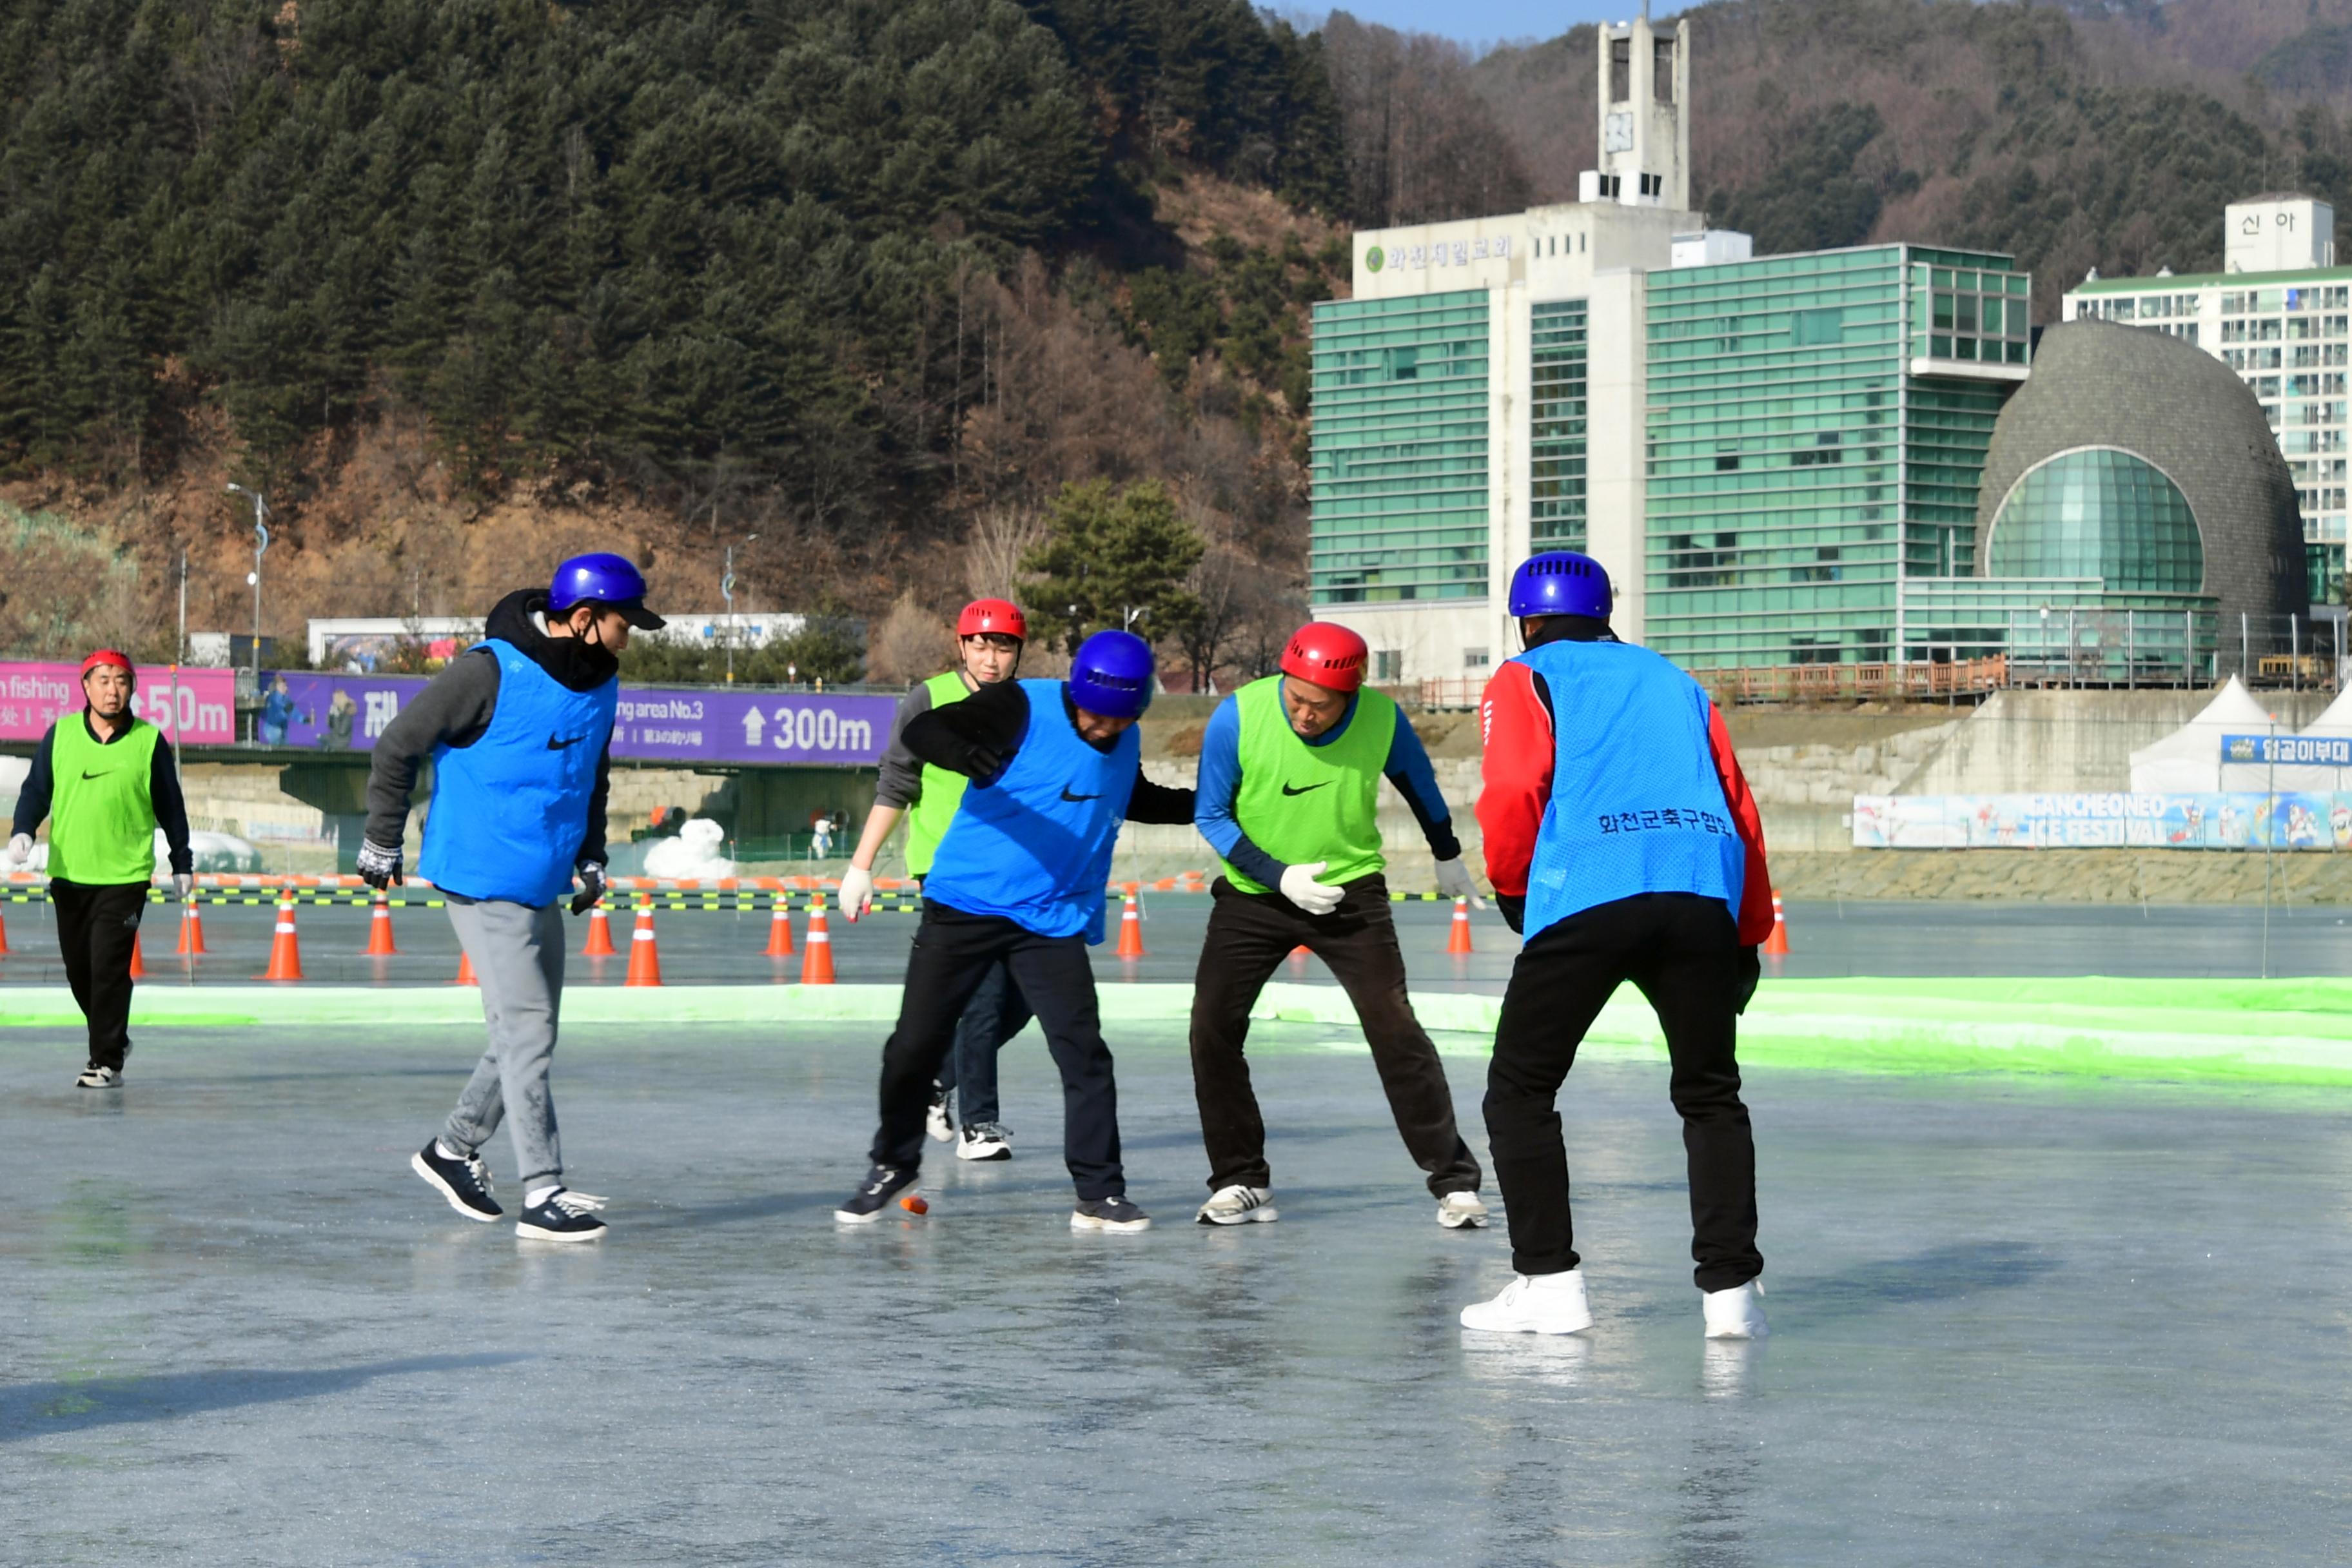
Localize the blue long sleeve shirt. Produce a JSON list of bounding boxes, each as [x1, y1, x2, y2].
[[1194, 691, 1461, 888]]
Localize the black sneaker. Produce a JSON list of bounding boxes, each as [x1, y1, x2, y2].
[[411, 1140, 500, 1220], [834, 1163, 916, 1224], [75, 1063, 122, 1089], [515, 1188, 607, 1242], [1070, 1195, 1152, 1233]]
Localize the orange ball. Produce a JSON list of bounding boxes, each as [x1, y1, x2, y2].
[[899, 1193, 928, 1215]]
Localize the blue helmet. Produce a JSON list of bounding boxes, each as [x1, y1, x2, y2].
[[548, 552, 665, 629], [1068, 629, 1155, 720], [1507, 551, 1611, 620]]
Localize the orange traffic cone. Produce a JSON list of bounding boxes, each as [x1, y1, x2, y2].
[[1762, 888, 1790, 956], [0, 902, 10, 955], [260, 891, 304, 980], [128, 929, 148, 979], [764, 892, 796, 957], [800, 901, 836, 985], [176, 900, 208, 956], [455, 949, 477, 986], [365, 894, 399, 955], [625, 896, 663, 986], [1446, 896, 1475, 954], [1115, 892, 1146, 959], [582, 903, 618, 957]]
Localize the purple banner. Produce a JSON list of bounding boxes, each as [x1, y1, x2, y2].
[[271, 672, 890, 764]]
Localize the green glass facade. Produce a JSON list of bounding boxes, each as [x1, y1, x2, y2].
[[1643, 245, 2023, 668], [1986, 448, 2205, 593], [1529, 300, 1588, 548], [1309, 291, 1489, 603]]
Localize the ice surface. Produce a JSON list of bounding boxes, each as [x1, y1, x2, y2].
[[3, 1023, 2348, 1563]]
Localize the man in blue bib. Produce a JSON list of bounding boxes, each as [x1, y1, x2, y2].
[[834, 630, 1194, 1233], [360, 553, 662, 1245], [1459, 551, 1777, 1341]]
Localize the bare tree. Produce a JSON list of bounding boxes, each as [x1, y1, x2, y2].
[[1171, 544, 1249, 693], [865, 589, 952, 685], [962, 504, 1046, 602]]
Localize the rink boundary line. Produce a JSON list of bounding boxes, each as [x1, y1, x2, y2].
[[4, 978, 2351, 1086]]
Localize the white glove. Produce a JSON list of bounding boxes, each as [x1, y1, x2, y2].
[[1434, 856, 1485, 909], [1279, 859, 1344, 917], [6, 833, 30, 867], [838, 863, 874, 922], [174, 873, 195, 903]]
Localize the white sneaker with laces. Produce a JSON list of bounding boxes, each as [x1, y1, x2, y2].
[[1436, 1191, 1488, 1229], [75, 1064, 122, 1089], [1195, 1184, 1278, 1225], [925, 1092, 954, 1144], [1702, 1279, 1768, 1339], [1459, 1269, 1594, 1335], [956, 1123, 1012, 1161]]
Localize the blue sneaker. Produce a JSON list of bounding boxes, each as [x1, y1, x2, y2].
[[1070, 1195, 1152, 1233], [411, 1140, 500, 1221], [834, 1164, 916, 1224]]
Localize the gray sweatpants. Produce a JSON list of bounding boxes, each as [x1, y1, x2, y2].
[[441, 897, 566, 1194]]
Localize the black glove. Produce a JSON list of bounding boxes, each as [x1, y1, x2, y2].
[[1734, 945, 1762, 1015], [356, 838, 404, 890], [1494, 892, 1525, 935], [570, 860, 607, 916]]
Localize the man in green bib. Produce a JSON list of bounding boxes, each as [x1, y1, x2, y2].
[[839, 598, 1031, 1161], [8, 649, 193, 1088], [1190, 622, 1489, 1228]]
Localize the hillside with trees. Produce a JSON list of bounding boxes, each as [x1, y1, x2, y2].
[[12, 0, 2352, 683]]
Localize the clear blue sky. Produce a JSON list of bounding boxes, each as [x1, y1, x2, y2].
[[1291, 3, 1687, 52]]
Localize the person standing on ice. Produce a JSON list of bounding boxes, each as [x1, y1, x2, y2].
[[1186, 620, 1489, 1230], [834, 629, 1193, 1232], [1458, 551, 1776, 1340], [838, 598, 1034, 1163], [8, 649, 194, 1088], [358, 553, 663, 1244]]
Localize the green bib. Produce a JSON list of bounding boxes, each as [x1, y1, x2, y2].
[[48, 712, 160, 885], [903, 670, 974, 877], [1221, 676, 1396, 895]]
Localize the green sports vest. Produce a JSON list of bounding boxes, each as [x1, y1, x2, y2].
[[47, 712, 160, 885], [903, 670, 975, 877], [1221, 676, 1396, 895]]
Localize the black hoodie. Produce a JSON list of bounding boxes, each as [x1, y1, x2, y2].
[[360, 589, 614, 863]]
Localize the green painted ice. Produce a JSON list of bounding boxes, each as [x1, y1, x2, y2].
[[5, 976, 2349, 1085]]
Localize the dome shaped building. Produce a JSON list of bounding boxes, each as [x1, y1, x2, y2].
[[1903, 320, 2310, 680]]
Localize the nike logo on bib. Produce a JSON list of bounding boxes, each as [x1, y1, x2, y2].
[[1059, 786, 1101, 803], [545, 735, 585, 750], [1280, 781, 1329, 796], [79, 770, 111, 780]]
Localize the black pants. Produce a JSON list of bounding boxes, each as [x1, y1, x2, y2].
[[1190, 874, 1481, 1197], [933, 959, 1033, 1128], [51, 879, 149, 1070], [1487, 891, 1761, 1291], [870, 902, 1124, 1199]]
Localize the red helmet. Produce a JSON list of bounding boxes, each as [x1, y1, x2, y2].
[[957, 598, 1026, 640], [80, 649, 133, 681], [1279, 622, 1368, 693]]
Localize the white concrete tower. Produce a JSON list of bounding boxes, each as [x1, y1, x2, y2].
[[1583, 9, 1690, 210]]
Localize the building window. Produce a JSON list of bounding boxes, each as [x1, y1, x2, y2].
[[1463, 647, 1491, 669], [1374, 649, 1402, 682], [1985, 447, 2204, 594], [1530, 300, 1589, 548]]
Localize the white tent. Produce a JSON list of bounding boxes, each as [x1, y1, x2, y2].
[[2273, 685, 2352, 792], [2126, 677, 2282, 793]]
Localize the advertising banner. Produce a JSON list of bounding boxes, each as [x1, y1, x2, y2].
[[268, 672, 891, 765], [1852, 792, 2352, 851], [2221, 733, 2352, 769], [0, 662, 238, 745]]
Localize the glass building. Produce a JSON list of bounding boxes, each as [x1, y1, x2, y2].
[[1983, 449, 2204, 591], [1308, 291, 1491, 603], [1529, 300, 1589, 549], [1642, 246, 2025, 669]]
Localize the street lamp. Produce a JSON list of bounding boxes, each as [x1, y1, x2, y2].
[[722, 533, 759, 683], [226, 483, 270, 684]]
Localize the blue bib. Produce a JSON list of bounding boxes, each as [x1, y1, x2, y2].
[[923, 679, 1139, 941], [1515, 639, 1745, 943], [419, 640, 618, 905]]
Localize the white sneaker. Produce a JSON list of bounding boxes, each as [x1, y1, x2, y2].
[[1195, 1184, 1278, 1225], [75, 1064, 122, 1089], [925, 1090, 954, 1144], [1459, 1269, 1594, 1335], [1702, 1279, 1769, 1339], [956, 1123, 1012, 1161], [1436, 1191, 1488, 1229]]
